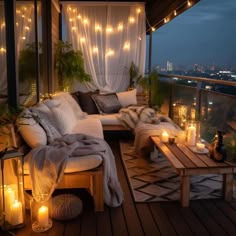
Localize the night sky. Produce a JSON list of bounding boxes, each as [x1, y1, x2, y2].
[[151, 0, 236, 70]]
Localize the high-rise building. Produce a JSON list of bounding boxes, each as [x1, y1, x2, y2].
[[167, 61, 173, 72]]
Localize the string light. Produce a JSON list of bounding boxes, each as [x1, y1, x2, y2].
[[147, 0, 195, 32], [28, 18, 32, 23], [72, 26, 77, 32], [151, 27, 155, 32], [77, 14, 82, 19], [80, 37, 86, 43], [1, 22, 5, 29], [69, 18, 73, 22], [0, 47, 6, 53], [137, 8, 141, 14], [106, 49, 114, 56], [21, 14, 25, 18], [25, 26, 30, 31], [22, 36, 26, 40], [106, 26, 113, 33], [16, 22, 19, 26], [83, 18, 89, 25], [129, 17, 135, 23], [138, 36, 142, 41], [93, 47, 99, 53], [117, 23, 123, 31], [123, 42, 130, 50], [95, 24, 102, 32]]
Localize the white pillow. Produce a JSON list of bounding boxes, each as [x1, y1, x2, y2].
[[116, 89, 137, 107], [52, 92, 87, 119], [17, 108, 47, 148]]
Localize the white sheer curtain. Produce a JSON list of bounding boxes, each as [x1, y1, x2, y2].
[[62, 2, 146, 92]]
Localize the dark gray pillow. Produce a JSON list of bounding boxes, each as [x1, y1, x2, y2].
[[91, 93, 121, 114]]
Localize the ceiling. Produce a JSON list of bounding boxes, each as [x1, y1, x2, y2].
[[60, 0, 201, 32]]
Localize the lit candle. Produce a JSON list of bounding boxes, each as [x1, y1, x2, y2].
[[196, 142, 205, 152], [161, 131, 169, 143], [38, 206, 49, 227], [187, 125, 196, 146], [4, 186, 15, 222], [10, 200, 23, 225]]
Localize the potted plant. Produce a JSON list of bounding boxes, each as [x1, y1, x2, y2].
[[55, 41, 91, 91], [128, 61, 143, 89]]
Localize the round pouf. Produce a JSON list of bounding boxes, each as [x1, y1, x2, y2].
[[51, 194, 83, 221]]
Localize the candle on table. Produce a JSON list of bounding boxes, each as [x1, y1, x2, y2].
[[196, 142, 205, 152], [161, 131, 169, 143], [10, 200, 23, 225], [187, 125, 196, 146], [38, 205, 49, 227]]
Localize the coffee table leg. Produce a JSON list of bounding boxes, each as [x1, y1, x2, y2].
[[181, 176, 190, 207], [223, 173, 233, 201]]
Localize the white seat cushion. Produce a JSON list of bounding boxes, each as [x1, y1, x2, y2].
[[71, 118, 104, 139], [24, 154, 102, 174], [88, 114, 122, 126]]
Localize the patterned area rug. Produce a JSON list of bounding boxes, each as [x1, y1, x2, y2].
[[120, 140, 227, 202]]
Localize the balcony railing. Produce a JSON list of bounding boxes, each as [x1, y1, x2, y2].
[[158, 73, 236, 160]]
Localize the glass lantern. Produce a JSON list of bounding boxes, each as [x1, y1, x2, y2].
[[30, 194, 52, 233], [185, 120, 200, 146], [0, 150, 25, 230]]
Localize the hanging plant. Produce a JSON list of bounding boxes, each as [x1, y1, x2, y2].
[[55, 41, 91, 91]]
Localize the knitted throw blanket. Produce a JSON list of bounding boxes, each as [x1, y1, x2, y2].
[[25, 133, 123, 207]]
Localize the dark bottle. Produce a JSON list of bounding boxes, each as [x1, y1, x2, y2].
[[209, 130, 227, 162]]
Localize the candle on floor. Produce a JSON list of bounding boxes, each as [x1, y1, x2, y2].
[[38, 206, 49, 227], [10, 200, 23, 225], [196, 142, 205, 152], [161, 131, 169, 143]]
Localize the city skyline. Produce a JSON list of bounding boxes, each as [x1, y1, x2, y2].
[[151, 0, 236, 70]]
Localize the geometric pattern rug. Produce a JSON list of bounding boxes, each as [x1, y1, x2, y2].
[[120, 140, 229, 203]]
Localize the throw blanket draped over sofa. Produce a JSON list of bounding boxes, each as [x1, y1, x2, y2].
[[25, 133, 123, 207]]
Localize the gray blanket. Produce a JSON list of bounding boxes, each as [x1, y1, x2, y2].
[[26, 133, 123, 207]]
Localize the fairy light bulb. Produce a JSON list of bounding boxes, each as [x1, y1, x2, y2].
[[151, 27, 155, 32], [83, 19, 88, 25], [28, 18, 32, 23], [93, 47, 98, 53], [137, 8, 141, 14], [72, 26, 77, 32], [138, 36, 142, 41], [68, 7, 72, 11], [174, 10, 177, 16], [21, 14, 25, 18], [117, 23, 123, 31], [106, 27, 113, 33], [73, 9, 76, 13], [69, 18, 73, 22], [106, 49, 114, 56], [77, 14, 81, 19], [95, 25, 102, 32], [25, 26, 30, 31], [129, 17, 135, 23], [22, 36, 26, 40], [123, 42, 130, 50], [1, 22, 5, 28], [80, 37, 85, 43], [187, 1, 192, 7], [16, 22, 19, 27], [0, 47, 6, 53]]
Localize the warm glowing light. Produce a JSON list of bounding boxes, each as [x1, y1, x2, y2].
[[151, 27, 155, 32], [93, 47, 99, 53], [1, 22, 5, 28], [80, 37, 86, 43], [28, 18, 32, 23], [0, 47, 6, 53], [164, 18, 169, 23], [83, 19, 88, 25], [25, 26, 30, 31], [69, 18, 73, 22], [22, 36, 26, 40], [77, 14, 82, 19], [23, 7, 27, 11], [95, 24, 102, 32], [138, 36, 142, 41], [137, 8, 141, 14], [129, 17, 135, 23], [73, 9, 76, 13], [106, 49, 114, 56], [174, 10, 177, 16], [72, 26, 77, 31], [16, 22, 19, 26], [21, 14, 25, 18], [187, 1, 192, 6], [106, 27, 113, 33], [117, 23, 123, 31], [16, 9, 21, 14], [123, 42, 130, 50], [68, 7, 72, 11]]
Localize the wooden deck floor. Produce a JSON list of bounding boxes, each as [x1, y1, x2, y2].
[[1, 135, 236, 236]]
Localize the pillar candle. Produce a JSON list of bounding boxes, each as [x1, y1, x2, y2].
[[38, 205, 49, 227], [10, 200, 23, 225], [187, 125, 196, 146], [4, 186, 15, 222], [161, 131, 169, 143], [196, 142, 205, 151]]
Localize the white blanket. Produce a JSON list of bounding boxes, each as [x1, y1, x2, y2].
[[25, 133, 123, 207]]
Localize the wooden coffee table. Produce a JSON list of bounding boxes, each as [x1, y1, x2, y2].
[[151, 136, 236, 207]]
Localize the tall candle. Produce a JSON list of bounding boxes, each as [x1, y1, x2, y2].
[[4, 186, 15, 222], [38, 206, 49, 227], [10, 200, 23, 225], [187, 125, 196, 146], [161, 131, 169, 143]]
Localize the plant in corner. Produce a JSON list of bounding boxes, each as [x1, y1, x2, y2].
[[129, 61, 143, 89], [55, 41, 91, 91]]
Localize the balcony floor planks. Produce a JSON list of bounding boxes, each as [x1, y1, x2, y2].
[[2, 137, 236, 236]]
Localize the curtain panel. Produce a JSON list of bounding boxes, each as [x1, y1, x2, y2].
[[62, 2, 146, 92]]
